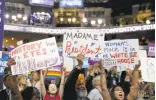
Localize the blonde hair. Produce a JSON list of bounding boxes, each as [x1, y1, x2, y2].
[[17, 74, 27, 84], [92, 75, 101, 87]]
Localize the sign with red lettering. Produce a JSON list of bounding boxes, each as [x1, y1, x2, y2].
[[103, 39, 139, 69], [63, 29, 105, 58], [10, 37, 61, 75], [141, 58, 155, 82]]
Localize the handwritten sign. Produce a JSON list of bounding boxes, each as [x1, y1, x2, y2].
[[117, 50, 147, 72], [141, 58, 155, 82], [63, 29, 105, 58], [148, 43, 155, 57], [10, 37, 61, 75], [103, 39, 139, 69]]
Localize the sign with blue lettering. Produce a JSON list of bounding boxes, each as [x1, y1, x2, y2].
[[0, 52, 9, 75], [59, 0, 84, 8], [0, 0, 5, 50]]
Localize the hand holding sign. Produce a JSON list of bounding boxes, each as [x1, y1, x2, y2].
[[7, 58, 16, 67], [77, 53, 85, 67], [141, 58, 155, 83], [134, 60, 141, 70]]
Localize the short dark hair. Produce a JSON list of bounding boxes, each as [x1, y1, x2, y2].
[[21, 87, 41, 100]]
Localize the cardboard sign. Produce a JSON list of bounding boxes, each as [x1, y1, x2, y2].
[[148, 43, 155, 57], [10, 37, 61, 75], [103, 39, 139, 69], [141, 58, 155, 83], [63, 29, 105, 58]]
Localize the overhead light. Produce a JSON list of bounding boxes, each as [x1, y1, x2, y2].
[[82, 18, 87, 23], [146, 19, 151, 24], [23, 16, 27, 21], [12, 38, 14, 40], [12, 15, 16, 20], [98, 19, 102, 24], [60, 18, 63, 21], [72, 18, 76, 22], [5, 14, 9, 19], [17, 14, 22, 18], [91, 20, 96, 25], [37, 12, 40, 15], [6, 40, 8, 43], [41, 12, 45, 15], [68, 18, 71, 22]]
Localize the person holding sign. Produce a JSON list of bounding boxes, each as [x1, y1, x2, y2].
[[108, 61, 142, 100], [63, 53, 89, 100], [0, 58, 23, 100], [40, 67, 66, 100]]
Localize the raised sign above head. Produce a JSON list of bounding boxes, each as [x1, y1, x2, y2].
[[63, 29, 105, 58]]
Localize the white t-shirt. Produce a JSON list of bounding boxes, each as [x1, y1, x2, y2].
[[87, 88, 103, 100], [27, 79, 41, 93]]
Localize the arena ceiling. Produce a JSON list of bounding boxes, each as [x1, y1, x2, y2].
[[6, 0, 155, 16]]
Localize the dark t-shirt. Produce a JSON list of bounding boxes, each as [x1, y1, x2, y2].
[[0, 89, 9, 100]]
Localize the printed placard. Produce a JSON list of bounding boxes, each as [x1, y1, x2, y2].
[[63, 29, 105, 58], [10, 37, 61, 75], [141, 58, 155, 83], [103, 39, 139, 69], [148, 43, 155, 57]]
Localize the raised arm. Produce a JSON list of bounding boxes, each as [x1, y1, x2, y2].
[[59, 67, 66, 99], [63, 54, 84, 100], [40, 70, 46, 98], [43, 68, 48, 80], [5, 58, 23, 100], [101, 68, 111, 100], [85, 65, 94, 93], [127, 61, 141, 100]]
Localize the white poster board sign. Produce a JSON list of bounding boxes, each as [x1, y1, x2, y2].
[[117, 50, 147, 72], [63, 29, 105, 58], [10, 37, 61, 75], [141, 58, 155, 83], [103, 39, 139, 69]]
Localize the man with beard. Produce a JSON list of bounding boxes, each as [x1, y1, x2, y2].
[[63, 54, 93, 100]]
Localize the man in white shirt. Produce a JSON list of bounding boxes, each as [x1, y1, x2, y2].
[[87, 75, 103, 100]]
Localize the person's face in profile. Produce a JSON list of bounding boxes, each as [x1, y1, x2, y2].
[[19, 77, 27, 85], [4, 76, 12, 89]]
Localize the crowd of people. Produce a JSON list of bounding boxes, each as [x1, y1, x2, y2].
[[0, 54, 155, 100]]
